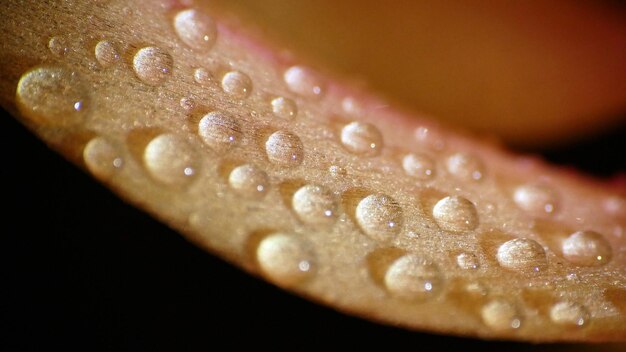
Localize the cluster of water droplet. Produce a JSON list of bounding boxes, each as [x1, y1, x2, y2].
[[15, 2, 622, 338]]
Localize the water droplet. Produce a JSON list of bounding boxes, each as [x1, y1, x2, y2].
[[432, 196, 479, 233], [83, 137, 123, 180], [198, 111, 242, 151], [193, 67, 213, 85], [481, 300, 522, 330], [271, 97, 297, 119], [402, 153, 435, 180], [221, 71, 252, 99], [283, 66, 324, 98], [356, 194, 403, 241], [341, 96, 363, 116], [94, 40, 120, 67], [48, 36, 69, 56], [173, 9, 217, 50], [132, 46, 173, 86], [513, 184, 558, 215], [496, 238, 547, 272], [415, 126, 445, 151], [446, 153, 484, 181], [384, 254, 442, 300], [561, 230, 612, 267], [456, 252, 479, 270], [179, 96, 196, 111], [265, 131, 304, 166], [228, 164, 269, 198], [256, 233, 315, 286], [604, 196, 626, 217], [143, 133, 198, 185], [292, 184, 337, 225], [549, 301, 589, 327], [340, 121, 383, 156], [16, 66, 88, 126]]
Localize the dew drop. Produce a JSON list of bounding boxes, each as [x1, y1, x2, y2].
[[481, 300, 522, 330], [198, 111, 242, 151], [265, 131, 304, 166], [283, 66, 324, 98], [432, 196, 479, 233], [256, 233, 315, 286], [179, 96, 196, 111], [384, 254, 442, 300], [94, 40, 120, 67], [513, 184, 558, 215], [561, 230, 612, 267], [271, 97, 297, 119], [292, 184, 337, 225], [356, 194, 403, 241], [415, 126, 445, 151], [402, 153, 435, 180], [340, 121, 383, 157], [132, 47, 173, 86], [228, 164, 269, 198], [143, 133, 198, 185], [549, 301, 589, 327], [173, 9, 217, 50], [193, 67, 213, 85], [221, 71, 252, 99], [456, 252, 479, 270], [496, 238, 547, 272], [446, 152, 484, 181], [48, 36, 69, 56], [83, 137, 123, 180], [16, 66, 88, 126]]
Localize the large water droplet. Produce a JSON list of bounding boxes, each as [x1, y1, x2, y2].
[[384, 254, 442, 300], [198, 111, 242, 151], [94, 40, 120, 68], [16, 66, 88, 126], [513, 184, 558, 215], [271, 96, 297, 119], [481, 300, 522, 330], [283, 66, 324, 98], [228, 164, 269, 198], [356, 194, 403, 241], [496, 238, 547, 272], [402, 153, 435, 180], [83, 137, 123, 180], [221, 71, 252, 99], [133, 47, 173, 86], [265, 131, 304, 166], [292, 184, 337, 225], [446, 152, 484, 181], [456, 252, 480, 270], [143, 133, 198, 185], [561, 230, 612, 267], [549, 301, 589, 327], [256, 233, 315, 286], [340, 121, 383, 156], [173, 9, 217, 50], [432, 196, 479, 233]]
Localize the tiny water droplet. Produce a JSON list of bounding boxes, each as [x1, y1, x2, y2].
[[271, 96, 297, 119], [283, 65, 324, 98], [340, 121, 383, 157], [94, 40, 120, 67], [481, 300, 522, 331], [83, 137, 124, 180], [432, 196, 479, 233], [513, 184, 558, 215], [496, 238, 547, 272], [292, 184, 338, 225], [48, 36, 69, 56], [446, 152, 484, 181], [173, 9, 217, 50], [198, 111, 242, 151], [403, 153, 436, 180], [384, 254, 442, 300], [549, 301, 589, 327], [193, 67, 213, 85], [133, 47, 173, 86], [456, 252, 479, 270], [265, 131, 304, 166], [228, 164, 269, 198], [221, 71, 252, 99], [143, 133, 198, 185], [256, 233, 316, 286], [562, 230, 612, 267], [356, 193, 403, 241]]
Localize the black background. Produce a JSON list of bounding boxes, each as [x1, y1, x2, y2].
[[1, 108, 624, 351]]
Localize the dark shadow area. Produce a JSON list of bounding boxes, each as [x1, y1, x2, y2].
[[0, 109, 622, 351]]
